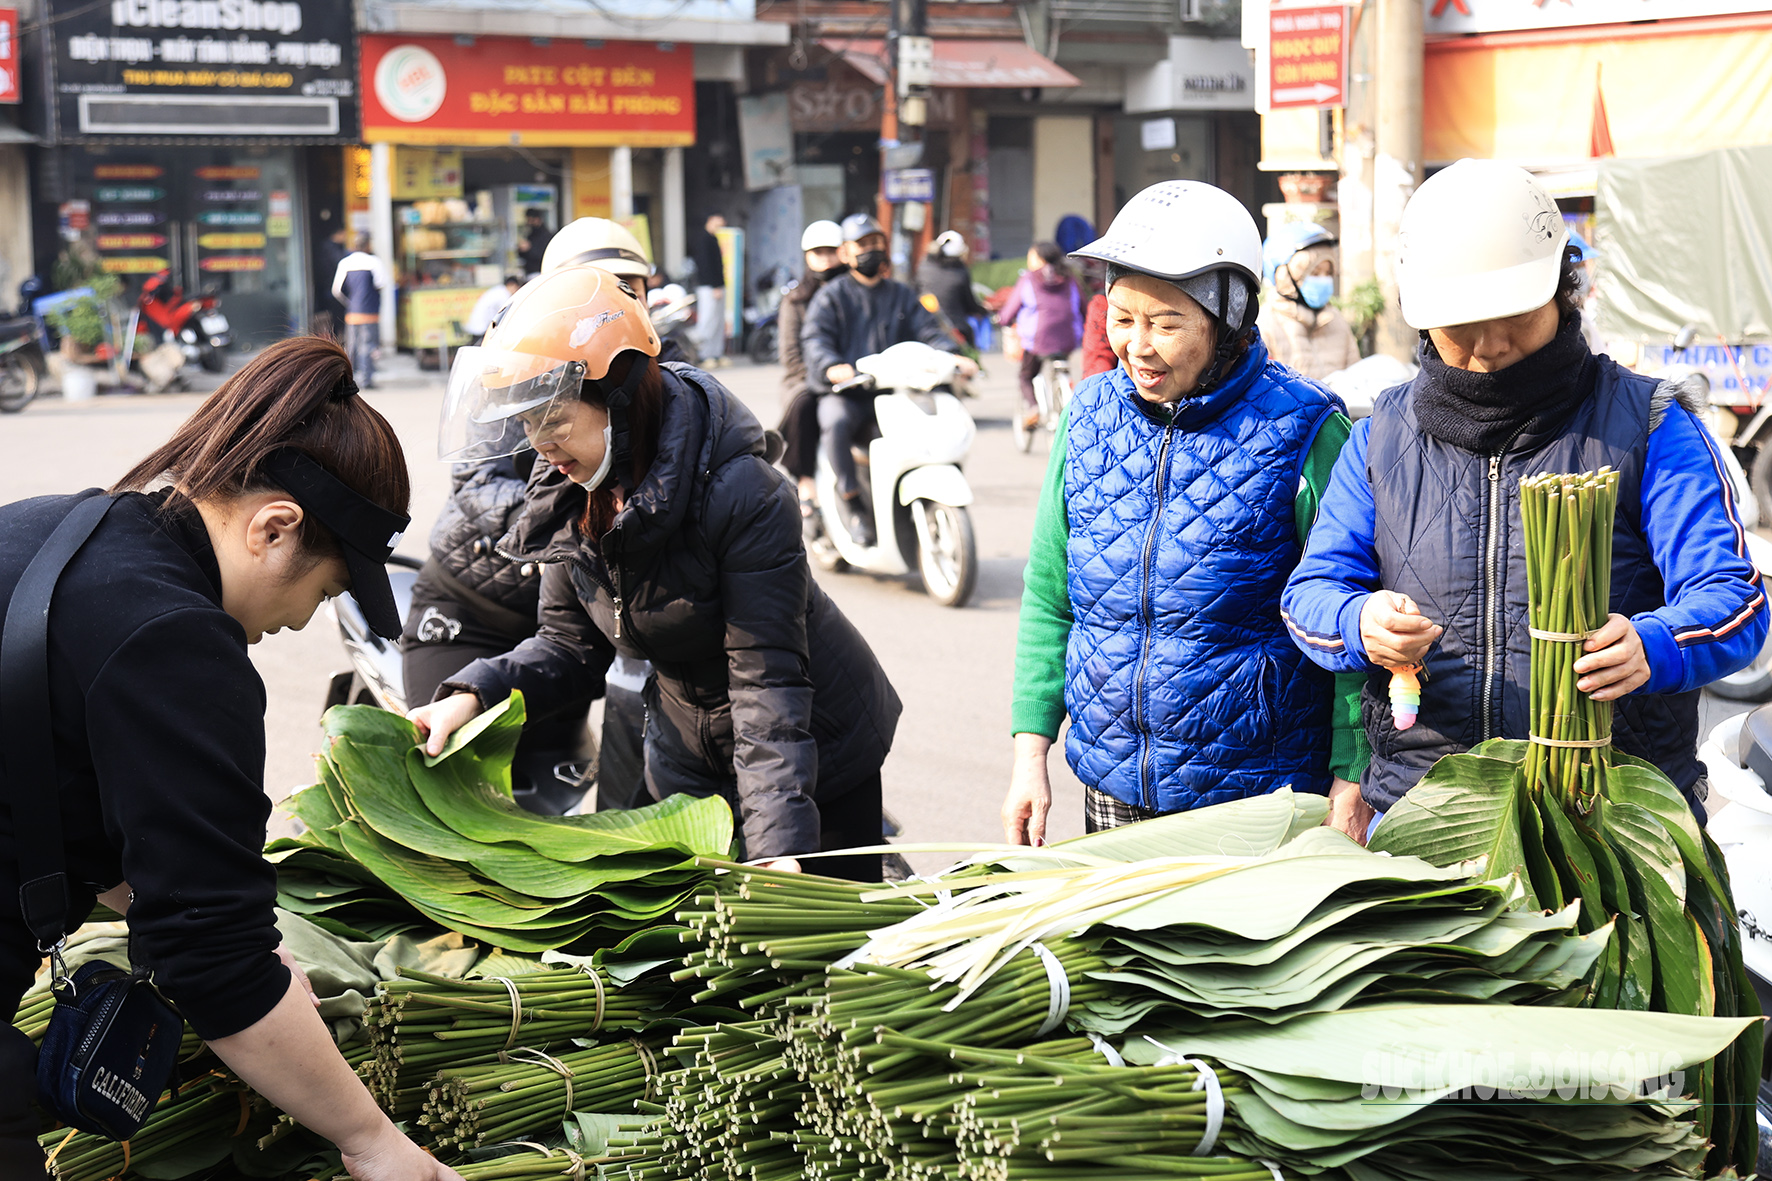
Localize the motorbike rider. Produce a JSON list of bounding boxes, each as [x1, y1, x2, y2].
[[801, 213, 976, 547], [410, 265, 902, 880], [1255, 222, 1360, 381], [403, 219, 663, 813], [778, 220, 848, 536], [1283, 160, 1768, 841], [0, 337, 458, 1181], [917, 230, 987, 348], [1002, 181, 1368, 845]]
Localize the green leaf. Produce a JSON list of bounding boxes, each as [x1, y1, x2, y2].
[[1366, 748, 1534, 907]]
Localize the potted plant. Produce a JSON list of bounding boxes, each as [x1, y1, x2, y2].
[[43, 270, 120, 401], [1278, 172, 1332, 203]]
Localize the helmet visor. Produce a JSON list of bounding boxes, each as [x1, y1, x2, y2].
[[438, 346, 588, 461]]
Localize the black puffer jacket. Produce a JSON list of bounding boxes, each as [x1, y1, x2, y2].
[[444, 364, 901, 859], [429, 451, 542, 614], [801, 273, 958, 394]]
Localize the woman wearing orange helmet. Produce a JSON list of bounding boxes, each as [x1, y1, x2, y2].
[[411, 265, 901, 878]]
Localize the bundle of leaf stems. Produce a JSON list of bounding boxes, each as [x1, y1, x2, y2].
[[41, 1071, 249, 1181], [367, 966, 659, 1110], [673, 859, 926, 1006], [423, 1038, 660, 1150], [1521, 468, 1619, 804], [663, 1020, 815, 1181], [443, 1144, 598, 1179]]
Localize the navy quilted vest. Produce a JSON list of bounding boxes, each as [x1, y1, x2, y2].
[[1063, 336, 1342, 812], [1361, 359, 1700, 810]]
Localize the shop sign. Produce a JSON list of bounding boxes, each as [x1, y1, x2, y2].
[[198, 232, 266, 249], [96, 233, 166, 249], [1425, 0, 1772, 35], [1267, 5, 1347, 109], [202, 189, 260, 202], [60, 200, 91, 231], [788, 78, 958, 132], [883, 168, 935, 203], [94, 163, 162, 178], [101, 255, 170, 273], [1127, 37, 1256, 114], [194, 165, 260, 180], [0, 8, 16, 104], [95, 185, 163, 201], [37, 0, 358, 141], [200, 256, 266, 272], [197, 209, 261, 225], [98, 209, 162, 226], [360, 35, 695, 147]]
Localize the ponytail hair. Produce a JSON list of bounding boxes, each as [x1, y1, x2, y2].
[[1032, 241, 1073, 283], [112, 335, 410, 561]]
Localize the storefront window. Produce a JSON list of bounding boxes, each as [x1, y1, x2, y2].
[[68, 145, 306, 349]]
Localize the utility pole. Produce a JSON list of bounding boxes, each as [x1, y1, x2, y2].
[[1372, 0, 1422, 361], [1338, 4, 1375, 318], [876, 0, 901, 234]]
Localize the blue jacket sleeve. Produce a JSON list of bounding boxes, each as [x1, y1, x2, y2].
[[1281, 415, 1378, 672], [1631, 403, 1769, 695]]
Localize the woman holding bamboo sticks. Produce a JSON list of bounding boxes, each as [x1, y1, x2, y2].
[[1282, 160, 1768, 842]]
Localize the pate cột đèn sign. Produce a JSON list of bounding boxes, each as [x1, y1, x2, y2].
[[359, 35, 695, 147]]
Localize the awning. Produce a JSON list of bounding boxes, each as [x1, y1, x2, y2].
[[822, 39, 1080, 89]]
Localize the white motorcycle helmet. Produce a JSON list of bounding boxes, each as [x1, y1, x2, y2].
[[1072, 180, 1265, 392], [541, 217, 652, 278], [1397, 159, 1570, 330], [801, 220, 843, 252]]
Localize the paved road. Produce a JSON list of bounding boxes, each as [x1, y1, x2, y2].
[[0, 356, 1085, 867]]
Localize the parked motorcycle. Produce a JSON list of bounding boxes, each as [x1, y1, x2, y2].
[[646, 284, 700, 366], [0, 319, 44, 415], [813, 341, 979, 608], [138, 269, 231, 374], [744, 267, 790, 365], [323, 555, 598, 815]]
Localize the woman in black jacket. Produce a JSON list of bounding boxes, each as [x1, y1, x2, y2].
[[416, 264, 901, 879], [0, 338, 459, 1180]]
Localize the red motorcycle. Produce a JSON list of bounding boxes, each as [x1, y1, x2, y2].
[[138, 270, 231, 373]]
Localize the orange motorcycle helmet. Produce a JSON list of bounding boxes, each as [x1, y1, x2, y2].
[[438, 264, 661, 462]]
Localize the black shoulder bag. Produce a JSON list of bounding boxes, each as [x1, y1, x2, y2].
[[1, 491, 183, 1139]]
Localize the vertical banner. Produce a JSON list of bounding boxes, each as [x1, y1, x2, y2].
[[738, 92, 795, 191], [0, 8, 18, 103], [572, 147, 613, 222], [1266, 5, 1348, 110], [716, 226, 744, 341]]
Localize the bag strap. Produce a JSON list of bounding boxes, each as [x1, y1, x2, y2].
[[1, 490, 113, 948]]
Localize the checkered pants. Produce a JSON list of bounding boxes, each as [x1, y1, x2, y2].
[[1083, 787, 1162, 833]]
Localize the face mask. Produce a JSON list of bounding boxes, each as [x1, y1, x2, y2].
[[853, 250, 887, 279], [1297, 275, 1335, 310], [573, 423, 616, 490]]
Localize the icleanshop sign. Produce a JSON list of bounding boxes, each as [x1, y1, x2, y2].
[[0, 8, 18, 104], [37, 0, 358, 140]]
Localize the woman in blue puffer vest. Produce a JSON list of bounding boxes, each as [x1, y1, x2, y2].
[[1283, 160, 1767, 843], [1002, 181, 1370, 844]]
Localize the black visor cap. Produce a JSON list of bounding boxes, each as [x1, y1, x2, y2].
[[260, 449, 411, 640]]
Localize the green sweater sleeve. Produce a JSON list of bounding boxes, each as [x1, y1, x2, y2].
[[1010, 414, 1074, 739], [1299, 411, 1371, 784]]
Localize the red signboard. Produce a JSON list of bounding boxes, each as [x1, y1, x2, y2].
[[360, 35, 695, 147], [0, 8, 18, 104], [1269, 5, 1348, 109]]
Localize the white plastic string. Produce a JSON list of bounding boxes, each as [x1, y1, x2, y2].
[[1087, 1033, 1125, 1067], [1029, 942, 1070, 1037], [1260, 1160, 1284, 1180], [1180, 1057, 1225, 1157]]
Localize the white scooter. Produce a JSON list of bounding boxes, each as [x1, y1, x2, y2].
[[812, 341, 980, 608]]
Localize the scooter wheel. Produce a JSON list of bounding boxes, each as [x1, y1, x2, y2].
[[810, 535, 848, 573], [0, 354, 40, 413], [1011, 406, 1034, 453], [1713, 579, 1772, 702], [916, 500, 977, 608]]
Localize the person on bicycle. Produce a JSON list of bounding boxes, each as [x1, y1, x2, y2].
[[801, 213, 974, 547], [1256, 222, 1360, 381], [1002, 181, 1367, 844], [412, 265, 902, 880], [998, 242, 1083, 433]]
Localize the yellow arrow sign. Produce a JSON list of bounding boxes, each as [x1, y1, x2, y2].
[[197, 232, 268, 250]]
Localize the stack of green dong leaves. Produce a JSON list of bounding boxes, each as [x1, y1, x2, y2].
[[1369, 468, 1764, 1173], [270, 696, 732, 952]]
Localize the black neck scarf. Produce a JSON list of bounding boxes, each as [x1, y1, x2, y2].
[[1413, 313, 1597, 454]]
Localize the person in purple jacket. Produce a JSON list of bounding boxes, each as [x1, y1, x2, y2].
[[999, 242, 1083, 432], [1281, 160, 1767, 843]]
